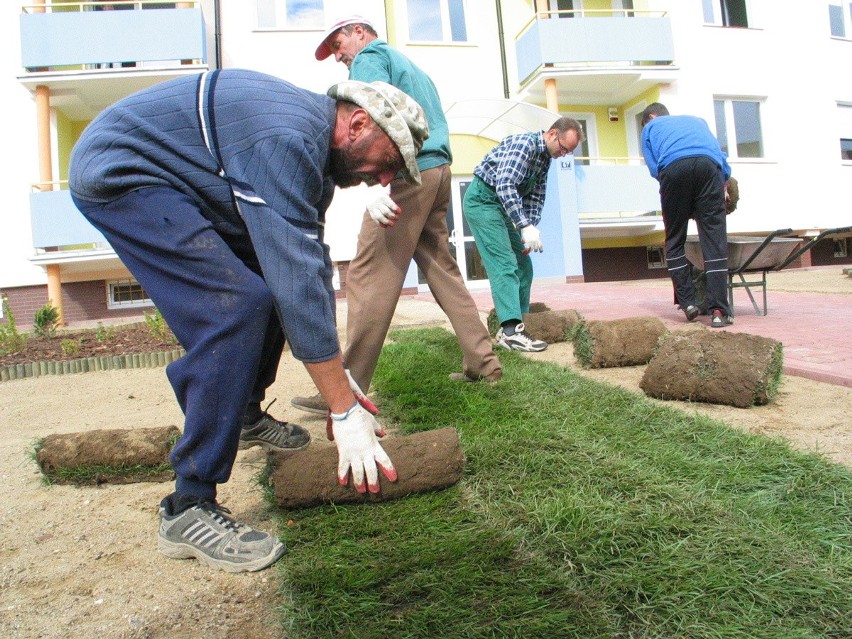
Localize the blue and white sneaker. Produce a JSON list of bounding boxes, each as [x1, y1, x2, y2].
[[496, 323, 548, 352]]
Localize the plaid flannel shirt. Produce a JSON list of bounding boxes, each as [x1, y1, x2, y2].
[[472, 131, 551, 228]]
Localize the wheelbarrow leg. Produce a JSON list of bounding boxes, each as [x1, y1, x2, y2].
[[727, 273, 735, 318], [733, 271, 767, 316]]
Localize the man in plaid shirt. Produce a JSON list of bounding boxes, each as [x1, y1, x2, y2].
[[463, 118, 584, 352]]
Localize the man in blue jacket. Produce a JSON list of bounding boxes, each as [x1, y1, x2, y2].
[[292, 15, 502, 418], [641, 102, 734, 328], [70, 70, 428, 572]]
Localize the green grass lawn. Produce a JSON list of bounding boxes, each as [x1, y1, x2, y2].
[[268, 328, 851, 639]]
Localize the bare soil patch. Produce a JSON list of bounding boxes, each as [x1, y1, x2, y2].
[[0, 324, 177, 367]]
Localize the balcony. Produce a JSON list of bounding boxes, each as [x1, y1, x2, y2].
[[514, 9, 677, 105], [18, 1, 207, 120]]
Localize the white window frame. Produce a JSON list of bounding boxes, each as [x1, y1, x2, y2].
[[829, 2, 852, 39], [713, 97, 766, 161], [400, 0, 470, 44], [255, 0, 325, 31], [833, 239, 849, 258], [107, 279, 154, 310], [702, 0, 752, 28]]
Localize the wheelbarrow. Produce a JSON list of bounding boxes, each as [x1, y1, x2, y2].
[[686, 226, 852, 316], [685, 229, 799, 316]]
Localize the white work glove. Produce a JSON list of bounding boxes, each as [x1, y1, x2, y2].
[[366, 193, 400, 228], [327, 403, 397, 494], [521, 224, 543, 253], [345, 368, 378, 414]]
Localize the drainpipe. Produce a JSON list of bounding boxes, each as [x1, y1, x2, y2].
[[495, 0, 509, 99], [213, 0, 222, 69]]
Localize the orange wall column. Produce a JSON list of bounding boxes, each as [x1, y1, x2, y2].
[[35, 84, 65, 326]]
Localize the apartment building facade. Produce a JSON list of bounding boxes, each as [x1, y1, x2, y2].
[[4, 1, 851, 326]]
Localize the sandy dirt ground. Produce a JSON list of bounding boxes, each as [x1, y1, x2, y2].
[[1, 291, 850, 639]]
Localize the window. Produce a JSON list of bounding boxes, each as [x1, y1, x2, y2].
[[256, 0, 324, 29], [714, 98, 764, 159], [550, 0, 579, 18], [703, 0, 749, 28], [560, 113, 596, 166], [406, 0, 468, 42], [107, 280, 153, 310], [833, 239, 849, 258], [838, 104, 852, 160], [829, 2, 852, 38], [647, 247, 666, 269]]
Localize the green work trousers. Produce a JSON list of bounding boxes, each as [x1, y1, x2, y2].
[[462, 177, 533, 325]]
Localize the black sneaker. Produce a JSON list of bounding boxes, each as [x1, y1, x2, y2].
[[683, 305, 700, 322], [710, 310, 734, 328], [158, 494, 285, 573], [240, 403, 310, 451]]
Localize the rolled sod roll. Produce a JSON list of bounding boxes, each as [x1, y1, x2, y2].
[[571, 316, 668, 368], [36, 425, 178, 484], [267, 427, 464, 509], [520, 309, 583, 344], [640, 331, 783, 408]]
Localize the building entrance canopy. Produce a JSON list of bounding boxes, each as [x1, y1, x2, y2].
[[444, 99, 560, 142]]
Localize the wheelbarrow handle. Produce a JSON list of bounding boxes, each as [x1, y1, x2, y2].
[[775, 226, 852, 271]]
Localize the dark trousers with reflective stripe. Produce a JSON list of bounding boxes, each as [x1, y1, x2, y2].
[[659, 156, 731, 316], [72, 187, 285, 499]]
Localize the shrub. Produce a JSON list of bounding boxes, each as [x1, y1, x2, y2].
[[0, 297, 27, 355], [33, 302, 59, 338], [144, 308, 176, 343], [95, 323, 116, 342], [60, 338, 81, 356]]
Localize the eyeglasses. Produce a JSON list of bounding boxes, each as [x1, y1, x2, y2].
[[556, 136, 573, 155]]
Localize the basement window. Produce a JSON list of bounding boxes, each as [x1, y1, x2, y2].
[[107, 280, 153, 310], [647, 246, 666, 269]]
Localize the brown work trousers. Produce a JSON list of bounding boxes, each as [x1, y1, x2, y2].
[[343, 164, 501, 391]]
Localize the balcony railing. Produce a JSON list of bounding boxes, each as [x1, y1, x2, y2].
[[515, 10, 674, 83], [30, 182, 108, 251], [571, 160, 661, 216], [28, 159, 664, 257], [20, 2, 206, 72]]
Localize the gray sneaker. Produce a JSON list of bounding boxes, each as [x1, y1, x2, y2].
[[158, 494, 285, 573], [448, 370, 503, 384], [240, 414, 310, 451], [496, 323, 548, 352], [290, 393, 329, 415]]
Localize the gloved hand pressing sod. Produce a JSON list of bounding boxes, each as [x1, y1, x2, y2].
[[327, 403, 397, 494], [521, 224, 543, 254], [366, 193, 401, 228]]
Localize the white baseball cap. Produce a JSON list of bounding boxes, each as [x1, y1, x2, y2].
[[315, 15, 374, 61]]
